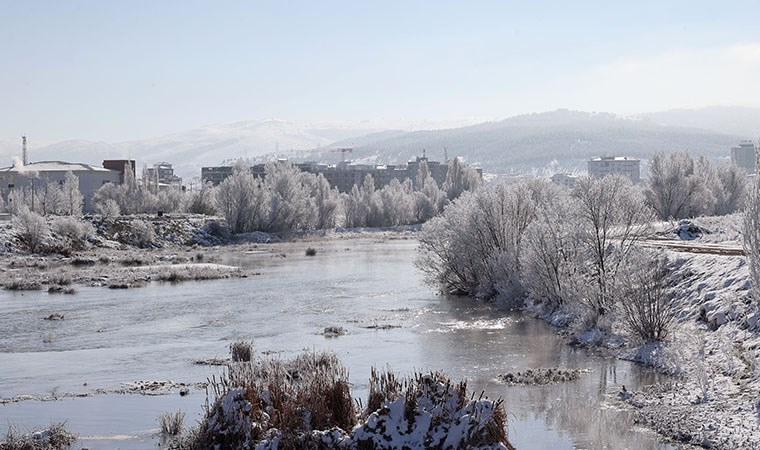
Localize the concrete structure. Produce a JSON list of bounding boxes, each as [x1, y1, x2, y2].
[[202, 156, 474, 193], [146, 162, 183, 191], [0, 161, 122, 212], [103, 159, 136, 183], [587, 156, 640, 183], [550, 172, 578, 189], [731, 140, 757, 174]]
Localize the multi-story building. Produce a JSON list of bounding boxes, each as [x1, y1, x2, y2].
[[0, 161, 123, 211], [587, 156, 640, 183], [731, 140, 757, 174], [146, 162, 183, 190], [201, 156, 472, 193]]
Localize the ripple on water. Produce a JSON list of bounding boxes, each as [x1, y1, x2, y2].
[[429, 317, 516, 332]]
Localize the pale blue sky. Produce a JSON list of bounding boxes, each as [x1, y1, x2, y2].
[[2, 0, 760, 141]]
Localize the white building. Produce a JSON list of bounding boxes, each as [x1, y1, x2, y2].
[[731, 140, 756, 174], [587, 156, 640, 183], [0, 161, 122, 212]]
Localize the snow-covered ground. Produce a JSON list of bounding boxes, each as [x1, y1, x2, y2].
[[598, 215, 760, 448]]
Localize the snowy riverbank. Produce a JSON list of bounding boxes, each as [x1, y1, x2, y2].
[[530, 215, 760, 449], [0, 214, 421, 291]]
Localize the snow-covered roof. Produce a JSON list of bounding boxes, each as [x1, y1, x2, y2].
[[589, 156, 640, 162], [0, 161, 116, 173]]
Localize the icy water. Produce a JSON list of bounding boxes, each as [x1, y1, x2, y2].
[[0, 237, 671, 449]]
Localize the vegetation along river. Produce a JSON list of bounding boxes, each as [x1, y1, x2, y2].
[[0, 236, 672, 449]]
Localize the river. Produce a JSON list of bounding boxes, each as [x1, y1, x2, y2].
[[0, 236, 671, 449]]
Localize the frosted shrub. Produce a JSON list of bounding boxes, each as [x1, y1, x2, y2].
[[96, 198, 120, 219], [51, 216, 95, 246], [129, 219, 155, 248], [11, 205, 50, 252]]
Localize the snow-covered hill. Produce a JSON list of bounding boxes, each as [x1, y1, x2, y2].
[[298, 110, 742, 174]]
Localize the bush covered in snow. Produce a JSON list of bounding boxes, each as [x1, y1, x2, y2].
[[11, 206, 50, 253], [169, 351, 512, 450], [0, 422, 77, 450], [50, 215, 95, 248]]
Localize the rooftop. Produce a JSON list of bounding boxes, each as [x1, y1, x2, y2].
[[589, 156, 640, 162], [0, 161, 116, 173]]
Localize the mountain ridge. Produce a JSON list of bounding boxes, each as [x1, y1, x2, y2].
[[1, 108, 754, 180]]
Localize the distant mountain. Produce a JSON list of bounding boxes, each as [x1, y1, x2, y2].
[[296, 110, 742, 174], [0, 110, 749, 180], [637, 106, 760, 138], [0, 120, 390, 179]]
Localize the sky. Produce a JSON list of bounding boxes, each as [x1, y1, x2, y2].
[[2, 0, 760, 142]]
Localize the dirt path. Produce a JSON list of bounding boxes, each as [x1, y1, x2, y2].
[[640, 239, 745, 256]]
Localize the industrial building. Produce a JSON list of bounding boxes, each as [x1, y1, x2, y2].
[[0, 161, 126, 212]]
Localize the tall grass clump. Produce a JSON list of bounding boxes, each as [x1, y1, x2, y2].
[[1, 422, 77, 450], [158, 410, 185, 436], [171, 350, 513, 450], [229, 340, 253, 362]]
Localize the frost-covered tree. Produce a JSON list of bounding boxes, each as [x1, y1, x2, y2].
[[715, 163, 748, 215], [60, 171, 84, 216], [215, 160, 262, 233], [616, 249, 675, 342], [520, 186, 583, 311], [39, 182, 63, 216], [413, 178, 444, 224], [157, 188, 187, 213], [744, 177, 760, 303], [92, 162, 164, 215], [443, 157, 481, 200], [645, 151, 710, 220], [573, 175, 654, 318], [263, 161, 316, 232], [342, 176, 374, 228], [417, 181, 543, 299], [310, 174, 340, 229], [189, 181, 218, 215]]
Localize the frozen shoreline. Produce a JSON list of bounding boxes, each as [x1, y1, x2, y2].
[[526, 215, 760, 449]]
